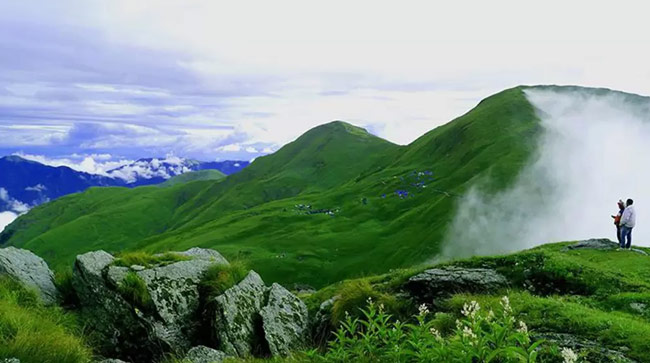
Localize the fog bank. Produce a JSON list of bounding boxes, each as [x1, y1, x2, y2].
[[442, 88, 650, 258]]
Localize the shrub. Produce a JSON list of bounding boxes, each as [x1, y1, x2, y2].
[[112, 251, 190, 268], [117, 272, 154, 312], [330, 280, 409, 326], [305, 296, 573, 363], [0, 276, 92, 363], [200, 261, 249, 300]]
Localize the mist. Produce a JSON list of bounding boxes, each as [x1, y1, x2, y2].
[[441, 88, 650, 258]]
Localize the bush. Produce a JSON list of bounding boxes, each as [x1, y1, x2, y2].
[[112, 251, 190, 268], [117, 272, 154, 312], [0, 276, 92, 363], [305, 296, 573, 363], [200, 261, 249, 300], [330, 280, 409, 326]]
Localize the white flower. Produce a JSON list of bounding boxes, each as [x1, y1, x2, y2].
[[366, 297, 374, 306], [418, 303, 430, 316], [379, 303, 385, 312], [429, 327, 442, 341], [501, 296, 512, 314], [462, 326, 477, 340], [487, 309, 495, 322], [455, 319, 463, 330], [517, 320, 528, 334], [462, 301, 480, 319], [561, 347, 578, 363]]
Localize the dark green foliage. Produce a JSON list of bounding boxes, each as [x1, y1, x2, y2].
[[112, 251, 190, 268], [54, 270, 79, 308], [117, 272, 154, 311], [330, 280, 409, 326], [199, 261, 249, 299]]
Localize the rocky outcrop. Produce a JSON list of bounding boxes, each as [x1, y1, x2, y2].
[[563, 238, 648, 255], [72, 248, 229, 362], [0, 358, 20, 363], [260, 283, 309, 356], [184, 345, 228, 363], [211, 270, 268, 357], [405, 267, 508, 302], [0, 247, 59, 304], [536, 333, 636, 363]]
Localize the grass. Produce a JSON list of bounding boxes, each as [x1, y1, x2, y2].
[[117, 272, 154, 312], [0, 276, 92, 363], [1, 86, 545, 288], [199, 261, 249, 299], [112, 251, 190, 268]]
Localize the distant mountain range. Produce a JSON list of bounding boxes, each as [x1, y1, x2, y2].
[[0, 155, 249, 214]]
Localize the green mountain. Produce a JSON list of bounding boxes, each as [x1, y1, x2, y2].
[[0, 86, 541, 287], [159, 169, 226, 187]]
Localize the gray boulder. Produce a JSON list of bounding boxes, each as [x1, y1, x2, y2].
[[537, 332, 636, 363], [184, 345, 228, 363], [0, 247, 59, 304], [260, 283, 309, 356], [405, 267, 508, 302], [72, 248, 230, 362], [136, 256, 226, 350], [211, 270, 268, 357], [563, 238, 619, 251], [1, 358, 20, 363], [95, 359, 128, 363]]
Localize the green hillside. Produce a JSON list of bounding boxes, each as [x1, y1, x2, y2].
[[1, 86, 541, 287], [160, 169, 226, 187]]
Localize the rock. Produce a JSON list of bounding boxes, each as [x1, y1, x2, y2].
[[180, 247, 229, 265], [0, 247, 59, 304], [563, 238, 619, 251], [130, 264, 145, 271], [536, 332, 636, 363], [405, 267, 508, 302], [1, 358, 20, 363], [260, 283, 309, 356], [95, 359, 128, 363], [311, 296, 338, 346], [184, 345, 228, 363], [136, 257, 224, 350], [211, 270, 268, 357], [73, 249, 229, 361]]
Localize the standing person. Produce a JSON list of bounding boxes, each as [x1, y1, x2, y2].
[[612, 200, 625, 245], [619, 199, 636, 250]]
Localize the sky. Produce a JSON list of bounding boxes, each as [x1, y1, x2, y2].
[[2, 0, 650, 171]]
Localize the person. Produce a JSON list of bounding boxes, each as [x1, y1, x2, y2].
[[619, 198, 636, 249], [612, 200, 625, 244]]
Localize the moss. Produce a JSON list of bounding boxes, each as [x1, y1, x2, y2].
[[330, 279, 410, 326], [117, 272, 155, 312], [199, 261, 249, 300], [112, 251, 190, 268]]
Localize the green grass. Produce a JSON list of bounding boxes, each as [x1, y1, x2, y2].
[[112, 251, 190, 268], [0, 276, 92, 363], [199, 261, 249, 299], [160, 169, 226, 187], [1, 86, 548, 288], [117, 272, 154, 312]]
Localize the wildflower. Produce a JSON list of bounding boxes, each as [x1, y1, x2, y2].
[[517, 320, 528, 334], [418, 303, 430, 316], [462, 326, 477, 340], [366, 297, 374, 306], [487, 309, 495, 322], [379, 303, 385, 313], [501, 296, 512, 314], [455, 319, 463, 330], [462, 301, 480, 319], [429, 327, 442, 341], [560, 347, 578, 363]]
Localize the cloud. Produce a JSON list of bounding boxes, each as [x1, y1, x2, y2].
[[0, 211, 17, 233], [441, 88, 650, 259], [0, 188, 30, 213]]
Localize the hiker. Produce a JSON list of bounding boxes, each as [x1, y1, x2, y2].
[[619, 198, 636, 249], [612, 199, 625, 244]]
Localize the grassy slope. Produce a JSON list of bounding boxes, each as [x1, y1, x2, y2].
[[1, 87, 540, 286], [160, 169, 226, 187], [305, 242, 650, 362]]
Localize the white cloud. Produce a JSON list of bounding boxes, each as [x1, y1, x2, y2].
[[13, 152, 132, 175], [25, 184, 47, 192], [0, 211, 17, 233], [0, 188, 30, 213]]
